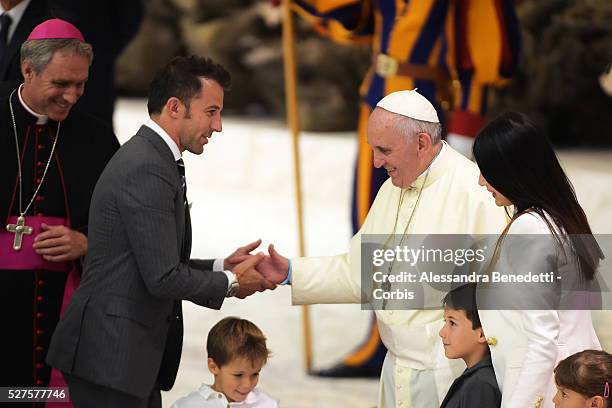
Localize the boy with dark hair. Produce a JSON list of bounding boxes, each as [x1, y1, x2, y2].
[[439, 284, 501, 408], [172, 317, 278, 407]]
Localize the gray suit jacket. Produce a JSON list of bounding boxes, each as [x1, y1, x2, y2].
[[47, 125, 228, 398]]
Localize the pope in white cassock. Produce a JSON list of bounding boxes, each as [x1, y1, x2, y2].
[[252, 90, 507, 408]]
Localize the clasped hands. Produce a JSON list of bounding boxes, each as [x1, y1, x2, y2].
[[224, 239, 289, 299], [32, 223, 88, 262]]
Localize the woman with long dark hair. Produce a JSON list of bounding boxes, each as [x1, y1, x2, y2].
[[472, 112, 604, 408]]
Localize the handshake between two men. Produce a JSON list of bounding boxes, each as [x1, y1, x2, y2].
[[225, 239, 290, 298]]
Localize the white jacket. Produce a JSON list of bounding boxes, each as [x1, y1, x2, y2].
[[479, 212, 601, 408]]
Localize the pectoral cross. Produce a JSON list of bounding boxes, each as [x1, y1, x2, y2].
[[6, 215, 33, 251]]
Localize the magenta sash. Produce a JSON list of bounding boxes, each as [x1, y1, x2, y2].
[[1, 215, 77, 407], [1, 216, 71, 271]]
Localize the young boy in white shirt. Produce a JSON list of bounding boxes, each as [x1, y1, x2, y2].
[[172, 317, 278, 408]]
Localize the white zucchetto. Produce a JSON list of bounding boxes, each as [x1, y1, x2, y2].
[[376, 89, 440, 123]]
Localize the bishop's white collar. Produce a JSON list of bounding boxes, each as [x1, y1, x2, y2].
[[18, 84, 48, 125]]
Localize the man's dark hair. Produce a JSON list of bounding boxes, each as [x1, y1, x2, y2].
[[442, 283, 482, 330], [147, 55, 231, 115]]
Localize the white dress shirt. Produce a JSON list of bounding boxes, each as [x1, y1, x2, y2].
[[171, 384, 278, 408]]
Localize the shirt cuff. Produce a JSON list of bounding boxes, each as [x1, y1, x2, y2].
[[222, 270, 235, 292], [213, 258, 225, 272], [280, 260, 292, 285]]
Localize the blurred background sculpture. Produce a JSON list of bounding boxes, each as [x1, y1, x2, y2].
[[113, 0, 611, 142], [490, 0, 612, 147], [115, 0, 370, 131]]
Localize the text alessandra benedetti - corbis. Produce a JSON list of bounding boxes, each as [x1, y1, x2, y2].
[[372, 271, 557, 284]]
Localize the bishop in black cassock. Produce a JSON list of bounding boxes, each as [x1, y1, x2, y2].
[[0, 18, 118, 395]]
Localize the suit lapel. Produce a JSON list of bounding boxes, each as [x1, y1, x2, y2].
[[440, 375, 464, 408], [136, 125, 176, 165], [136, 125, 191, 260]]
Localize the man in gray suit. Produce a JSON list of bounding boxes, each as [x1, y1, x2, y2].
[[47, 56, 275, 408]]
